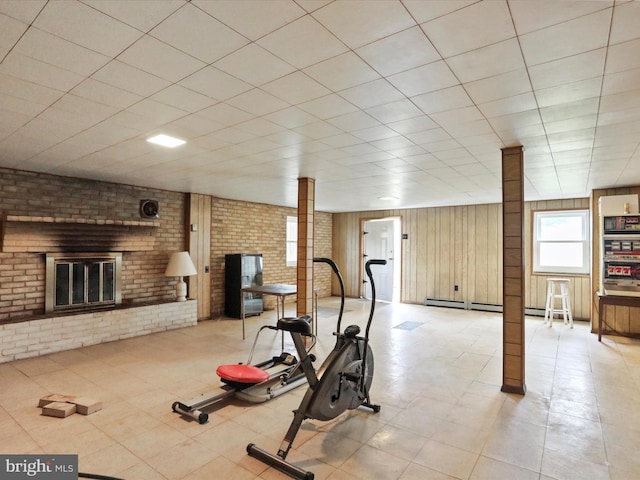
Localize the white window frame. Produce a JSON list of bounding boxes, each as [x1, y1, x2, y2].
[[286, 216, 297, 267], [533, 209, 590, 275]]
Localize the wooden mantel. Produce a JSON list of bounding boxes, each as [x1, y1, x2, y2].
[[1, 215, 159, 252]]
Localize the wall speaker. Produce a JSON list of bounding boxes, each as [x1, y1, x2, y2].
[[140, 199, 159, 219]]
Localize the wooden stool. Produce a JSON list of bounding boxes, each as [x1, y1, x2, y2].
[[544, 278, 573, 328]]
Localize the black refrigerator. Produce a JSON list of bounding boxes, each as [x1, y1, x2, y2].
[[224, 253, 264, 319]]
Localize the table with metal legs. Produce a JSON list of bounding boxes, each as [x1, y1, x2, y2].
[[240, 284, 297, 339]]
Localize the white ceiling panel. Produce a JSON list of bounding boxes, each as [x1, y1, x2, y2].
[[0, 1, 638, 212]]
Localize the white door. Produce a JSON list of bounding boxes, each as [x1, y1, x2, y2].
[[363, 218, 399, 302]]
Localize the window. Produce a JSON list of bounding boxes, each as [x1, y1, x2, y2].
[[286, 216, 297, 267], [533, 210, 590, 275], [46, 253, 122, 312]]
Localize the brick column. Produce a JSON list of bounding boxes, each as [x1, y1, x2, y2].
[[297, 178, 315, 317], [501, 146, 526, 395]]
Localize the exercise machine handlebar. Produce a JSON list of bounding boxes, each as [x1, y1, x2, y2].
[[313, 257, 346, 334]]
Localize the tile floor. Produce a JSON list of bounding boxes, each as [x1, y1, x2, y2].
[[1, 298, 640, 480]]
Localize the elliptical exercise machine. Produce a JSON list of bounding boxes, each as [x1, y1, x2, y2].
[[247, 258, 386, 480]]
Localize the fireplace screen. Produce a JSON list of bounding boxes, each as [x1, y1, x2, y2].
[[46, 253, 122, 313]]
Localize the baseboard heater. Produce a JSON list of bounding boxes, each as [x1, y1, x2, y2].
[[424, 298, 546, 317], [424, 298, 468, 309]]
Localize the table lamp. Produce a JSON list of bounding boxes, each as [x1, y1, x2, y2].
[[165, 251, 197, 301]]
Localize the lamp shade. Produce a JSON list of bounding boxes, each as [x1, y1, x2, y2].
[[165, 251, 197, 277]]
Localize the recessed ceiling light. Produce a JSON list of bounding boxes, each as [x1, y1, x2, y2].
[[147, 134, 186, 148], [378, 196, 398, 201]]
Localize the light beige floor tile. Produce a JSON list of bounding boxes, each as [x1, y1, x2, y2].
[[541, 448, 610, 480], [339, 444, 410, 480], [413, 439, 479, 479], [470, 455, 539, 480]]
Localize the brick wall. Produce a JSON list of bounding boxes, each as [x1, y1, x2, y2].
[[0, 300, 197, 363], [211, 197, 333, 317], [0, 168, 187, 321]]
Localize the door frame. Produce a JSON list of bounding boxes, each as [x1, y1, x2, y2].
[[360, 216, 402, 302]]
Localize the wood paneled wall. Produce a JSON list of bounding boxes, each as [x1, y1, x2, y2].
[[333, 198, 592, 319]]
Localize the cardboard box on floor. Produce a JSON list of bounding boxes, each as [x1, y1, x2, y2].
[[39, 393, 102, 417]]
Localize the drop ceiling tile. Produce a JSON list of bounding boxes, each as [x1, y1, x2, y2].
[[528, 49, 606, 90], [70, 78, 142, 110], [265, 130, 313, 147], [92, 60, 171, 97], [388, 116, 439, 135], [545, 116, 597, 135], [520, 10, 611, 66], [214, 43, 296, 87], [298, 93, 358, 120], [234, 118, 285, 137], [225, 89, 290, 116], [0, 12, 28, 60], [605, 38, 640, 74], [0, 0, 46, 23], [304, 52, 380, 91], [445, 119, 494, 138], [353, 125, 399, 142], [600, 90, 640, 113], [117, 35, 206, 83], [149, 3, 249, 63], [478, 92, 538, 119], [312, 0, 415, 49], [602, 67, 640, 95], [16, 28, 111, 76], [356, 26, 440, 77], [258, 15, 348, 69], [430, 106, 484, 127], [365, 99, 423, 124], [535, 77, 602, 108], [263, 72, 332, 105], [0, 94, 45, 119], [387, 60, 458, 97], [0, 52, 84, 92], [608, 0, 640, 45], [446, 38, 524, 83], [598, 106, 640, 126], [405, 128, 451, 145], [149, 85, 216, 113], [421, 1, 515, 58], [403, 1, 477, 25], [194, 0, 306, 41], [264, 106, 318, 129], [50, 94, 119, 123], [509, 0, 611, 35], [34, 1, 142, 57], [327, 111, 380, 132], [164, 114, 226, 140], [179, 66, 252, 102], [293, 120, 343, 140], [127, 98, 188, 125], [371, 135, 416, 152], [411, 85, 473, 115], [539, 98, 600, 123], [338, 79, 405, 109], [465, 69, 532, 104], [489, 110, 543, 132], [0, 72, 64, 106]]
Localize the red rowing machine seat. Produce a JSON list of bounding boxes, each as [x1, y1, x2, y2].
[[216, 364, 270, 385]]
